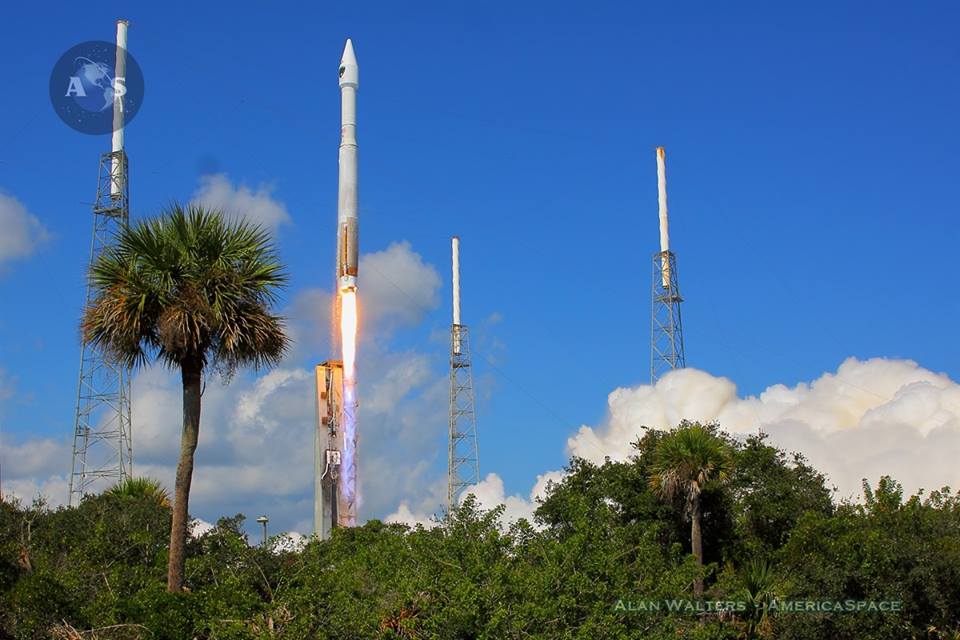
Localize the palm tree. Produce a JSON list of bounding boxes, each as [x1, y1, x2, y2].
[[83, 204, 288, 592], [106, 476, 171, 508], [735, 558, 778, 639], [649, 423, 733, 598]]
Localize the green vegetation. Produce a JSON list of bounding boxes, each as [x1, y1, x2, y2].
[[105, 478, 170, 508], [81, 204, 288, 592], [1, 422, 958, 639]]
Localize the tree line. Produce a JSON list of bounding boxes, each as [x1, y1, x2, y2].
[[2, 424, 958, 639]]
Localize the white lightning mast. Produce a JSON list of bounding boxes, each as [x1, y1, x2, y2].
[[69, 19, 133, 504], [656, 146, 670, 287], [650, 146, 686, 383], [447, 236, 479, 511]]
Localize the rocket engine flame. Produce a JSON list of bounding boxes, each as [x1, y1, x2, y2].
[[340, 289, 358, 380], [339, 288, 359, 526]]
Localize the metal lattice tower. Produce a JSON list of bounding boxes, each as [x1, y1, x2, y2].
[[448, 323, 480, 509], [447, 236, 479, 510], [68, 149, 133, 505], [651, 250, 686, 382]]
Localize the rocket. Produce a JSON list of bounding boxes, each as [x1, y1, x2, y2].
[[337, 39, 359, 293], [316, 39, 360, 540]]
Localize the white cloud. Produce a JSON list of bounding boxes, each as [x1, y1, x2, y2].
[[0, 192, 50, 269], [2, 476, 69, 508], [191, 174, 291, 232], [359, 242, 442, 332], [115, 343, 446, 533], [190, 518, 214, 538], [1, 437, 69, 479], [567, 358, 960, 500], [385, 470, 565, 528], [463, 471, 565, 524], [281, 241, 442, 364], [385, 502, 439, 528], [385, 358, 960, 526]]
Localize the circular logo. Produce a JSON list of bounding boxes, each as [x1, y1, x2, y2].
[[49, 40, 144, 135]]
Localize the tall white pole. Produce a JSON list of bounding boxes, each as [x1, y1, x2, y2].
[[656, 146, 670, 288], [452, 236, 462, 355], [111, 19, 128, 198]]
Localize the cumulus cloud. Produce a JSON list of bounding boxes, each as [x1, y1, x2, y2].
[[385, 502, 439, 528], [359, 242, 442, 332], [0, 192, 50, 270], [568, 357, 960, 500], [464, 471, 565, 523], [282, 241, 442, 363], [386, 358, 960, 526], [191, 174, 291, 232], [190, 518, 215, 538], [117, 345, 445, 533], [385, 470, 565, 527]]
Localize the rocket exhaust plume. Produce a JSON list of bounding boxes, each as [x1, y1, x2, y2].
[[656, 146, 670, 288], [335, 38, 359, 527], [341, 291, 358, 380]]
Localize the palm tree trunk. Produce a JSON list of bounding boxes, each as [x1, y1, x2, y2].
[[167, 357, 202, 592], [691, 494, 704, 598]]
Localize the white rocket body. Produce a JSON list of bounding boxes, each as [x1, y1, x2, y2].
[[656, 147, 670, 288], [111, 20, 128, 198], [337, 39, 359, 292]]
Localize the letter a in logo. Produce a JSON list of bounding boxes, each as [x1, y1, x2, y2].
[[65, 76, 86, 97]]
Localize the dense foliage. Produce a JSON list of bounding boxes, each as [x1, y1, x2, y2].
[[2, 424, 958, 639]]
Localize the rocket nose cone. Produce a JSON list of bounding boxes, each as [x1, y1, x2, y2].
[[341, 38, 357, 65], [339, 38, 358, 87]]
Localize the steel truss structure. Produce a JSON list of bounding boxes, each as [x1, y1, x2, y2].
[[651, 250, 686, 383], [448, 323, 480, 510], [69, 150, 133, 504]]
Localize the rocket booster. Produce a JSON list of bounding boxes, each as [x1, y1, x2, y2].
[[337, 39, 359, 292]]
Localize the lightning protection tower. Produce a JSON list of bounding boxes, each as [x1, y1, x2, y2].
[[69, 20, 133, 504], [448, 236, 480, 511], [651, 147, 686, 383]]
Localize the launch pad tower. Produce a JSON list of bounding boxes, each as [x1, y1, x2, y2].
[[650, 147, 686, 383], [448, 237, 480, 511], [68, 20, 133, 504]]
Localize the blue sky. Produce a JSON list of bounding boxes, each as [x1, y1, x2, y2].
[[0, 2, 958, 530]]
